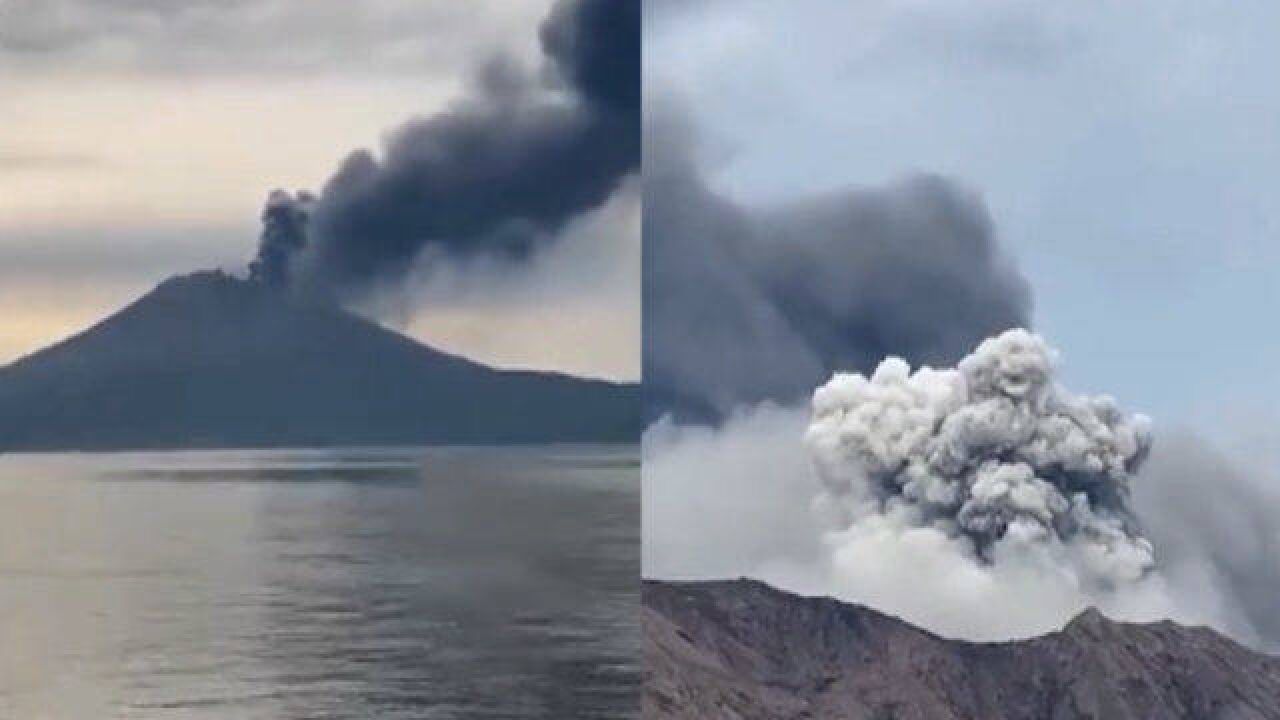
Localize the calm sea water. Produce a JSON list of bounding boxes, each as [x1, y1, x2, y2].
[[0, 446, 639, 720]]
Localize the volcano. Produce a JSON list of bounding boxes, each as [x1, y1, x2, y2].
[[0, 271, 638, 451], [645, 578, 1280, 719]]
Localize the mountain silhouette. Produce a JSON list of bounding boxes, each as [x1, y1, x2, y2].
[[0, 271, 638, 451]]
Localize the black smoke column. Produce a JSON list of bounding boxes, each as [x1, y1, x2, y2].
[[283, 0, 640, 303], [249, 189, 314, 289]]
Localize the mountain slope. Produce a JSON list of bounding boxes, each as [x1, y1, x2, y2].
[[0, 271, 638, 450], [644, 578, 1280, 720]]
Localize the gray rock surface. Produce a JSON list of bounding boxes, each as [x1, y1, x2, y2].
[[644, 578, 1280, 719]]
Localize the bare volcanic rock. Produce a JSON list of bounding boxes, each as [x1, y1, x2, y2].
[[644, 578, 1280, 719]]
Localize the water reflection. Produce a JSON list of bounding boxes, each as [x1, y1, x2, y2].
[[0, 447, 639, 719]]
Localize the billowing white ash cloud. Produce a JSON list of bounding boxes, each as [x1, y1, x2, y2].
[[806, 328, 1155, 590], [646, 329, 1262, 644]]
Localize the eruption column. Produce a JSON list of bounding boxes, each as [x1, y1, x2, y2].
[[806, 329, 1155, 588]]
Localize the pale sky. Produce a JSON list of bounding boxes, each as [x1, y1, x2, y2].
[[0, 0, 638, 381]]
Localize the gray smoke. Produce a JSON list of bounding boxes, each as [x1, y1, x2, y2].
[[643, 108, 1031, 423], [249, 189, 314, 289], [807, 329, 1156, 589], [645, 331, 1263, 644], [1136, 435, 1280, 649], [246, 0, 639, 304]]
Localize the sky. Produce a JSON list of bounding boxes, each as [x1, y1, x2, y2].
[[646, 0, 1280, 446], [0, 0, 638, 381]]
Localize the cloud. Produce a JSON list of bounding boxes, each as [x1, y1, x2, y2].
[[806, 330, 1154, 581], [254, 0, 641, 310], [644, 0, 1280, 428], [646, 0, 1080, 78], [643, 405, 819, 581], [643, 335, 1277, 648], [643, 103, 1030, 422], [386, 178, 640, 380], [0, 224, 243, 283], [0, 0, 552, 76], [0, 151, 103, 172], [1135, 433, 1280, 649]]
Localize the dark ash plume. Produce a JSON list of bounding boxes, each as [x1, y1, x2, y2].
[[248, 189, 314, 289], [245, 0, 640, 303], [643, 107, 1032, 423]]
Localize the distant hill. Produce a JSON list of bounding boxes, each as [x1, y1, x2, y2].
[[644, 578, 1280, 720], [0, 271, 638, 451]]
